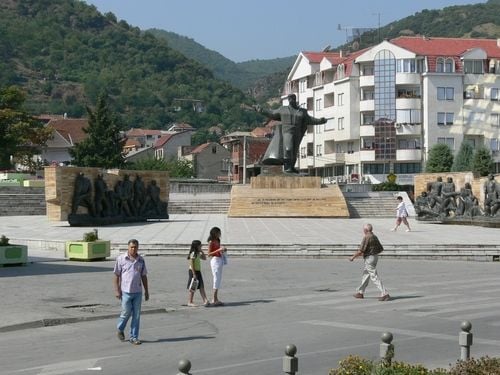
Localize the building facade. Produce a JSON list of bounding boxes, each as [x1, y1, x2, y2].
[[284, 36, 500, 184]]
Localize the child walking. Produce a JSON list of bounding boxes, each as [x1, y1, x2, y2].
[[187, 240, 209, 307], [207, 226, 226, 306], [392, 196, 411, 232]]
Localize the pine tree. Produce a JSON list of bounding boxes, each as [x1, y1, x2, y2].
[[451, 142, 474, 172], [471, 146, 494, 176], [425, 143, 454, 173], [70, 94, 124, 168]]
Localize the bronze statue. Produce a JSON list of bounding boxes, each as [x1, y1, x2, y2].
[[257, 94, 326, 173], [484, 174, 500, 216], [94, 173, 110, 217], [71, 172, 94, 216], [441, 177, 459, 216], [456, 182, 481, 217], [427, 176, 443, 213]]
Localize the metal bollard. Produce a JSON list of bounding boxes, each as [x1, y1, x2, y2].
[[380, 332, 394, 366], [177, 359, 192, 375], [459, 321, 473, 361], [283, 344, 298, 374]]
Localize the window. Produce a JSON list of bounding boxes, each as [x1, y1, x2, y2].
[[492, 113, 500, 127], [398, 138, 421, 149], [490, 138, 499, 151], [362, 90, 374, 100], [491, 88, 499, 101], [307, 143, 314, 156], [394, 163, 421, 174], [324, 93, 335, 107], [467, 111, 484, 124], [397, 87, 420, 98], [315, 98, 322, 111], [445, 58, 454, 72], [362, 65, 374, 75], [465, 138, 476, 148], [361, 137, 375, 149], [437, 112, 454, 125], [437, 137, 455, 150], [436, 58, 453, 73], [396, 109, 421, 124], [212, 146, 217, 153], [299, 79, 307, 93], [363, 163, 388, 174], [464, 60, 484, 74], [347, 142, 354, 154], [314, 72, 323, 86], [335, 143, 344, 153], [300, 147, 306, 158], [315, 124, 323, 134], [338, 117, 344, 130], [437, 87, 454, 100], [337, 93, 344, 106], [325, 118, 335, 131], [316, 144, 322, 156], [436, 58, 444, 73], [397, 59, 416, 73], [362, 113, 374, 125], [337, 64, 345, 79]]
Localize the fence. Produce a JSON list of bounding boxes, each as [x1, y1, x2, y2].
[[173, 321, 474, 374]]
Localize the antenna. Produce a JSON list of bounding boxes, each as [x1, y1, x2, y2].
[[372, 12, 382, 43], [337, 24, 376, 45]]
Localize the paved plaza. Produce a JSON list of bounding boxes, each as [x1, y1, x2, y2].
[[1, 214, 500, 374]]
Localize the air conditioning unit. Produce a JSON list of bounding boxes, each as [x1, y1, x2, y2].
[[395, 123, 402, 129]]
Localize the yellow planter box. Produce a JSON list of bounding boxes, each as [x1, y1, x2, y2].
[[65, 240, 110, 260], [23, 180, 45, 187], [0, 244, 28, 265]]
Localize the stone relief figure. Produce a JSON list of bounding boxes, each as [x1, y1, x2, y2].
[[414, 191, 440, 219], [94, 173, 111, 217], [483, 174, 500, 217], [71, 172, 94, 216], [256, 94, 327, 173], [142, 179, 168, 216], [427, 176, 443, 213], [133, 174, 146, 216]]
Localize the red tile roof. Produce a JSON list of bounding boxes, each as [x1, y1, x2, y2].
[[391, 36, 500, 58], [47, 119, 88, 144], [153, 133, 175, 148], [126, 128, 163, 137], [190, 142, 212, 154], [302, 51, 340, 63]]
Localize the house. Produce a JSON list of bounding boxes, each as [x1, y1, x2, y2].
[[182, 142, 230, 180], [125, 129, 164, 148], [154, 131, 192, 161], [41, 118, 88, 164], [283, 36, 500, 183]]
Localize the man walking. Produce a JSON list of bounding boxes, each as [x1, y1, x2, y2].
[[113, 239, 149, 345], [349, 224, 390, 301]]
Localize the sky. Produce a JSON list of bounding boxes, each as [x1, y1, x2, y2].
[[84, 0, 487, 62]]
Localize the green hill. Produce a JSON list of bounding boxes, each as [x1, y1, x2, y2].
[[146, 28, 295, 98], [0, 0, 263, 132]]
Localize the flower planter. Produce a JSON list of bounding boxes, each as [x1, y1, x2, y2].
[[0, 244, 28, 266], [65, 240, 110, 261]]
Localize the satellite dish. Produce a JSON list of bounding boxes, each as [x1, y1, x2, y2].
[[322, 45, 331, 52]]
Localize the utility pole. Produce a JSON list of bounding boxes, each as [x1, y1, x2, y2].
[[372, 12, 381, 43], [242, 135, 247, 185]]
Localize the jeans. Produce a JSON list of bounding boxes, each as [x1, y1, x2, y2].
[[117, 292, 142, 339]]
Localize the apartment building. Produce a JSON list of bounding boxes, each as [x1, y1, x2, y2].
[[284, 36, 500, 183]]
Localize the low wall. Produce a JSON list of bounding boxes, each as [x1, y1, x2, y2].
[[169, 180, 232, 194]]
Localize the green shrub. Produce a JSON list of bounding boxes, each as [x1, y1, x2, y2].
[[329, 355, 373, 375], [0, 234, 10, 246], [448, 356, 500, 374], [82, 230, 98, 242]]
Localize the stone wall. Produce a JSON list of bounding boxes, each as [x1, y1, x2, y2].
[[45, 166, 169, 221], [414, 172, 499, 206]]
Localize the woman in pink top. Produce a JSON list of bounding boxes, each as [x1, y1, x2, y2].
[[207, 226, 226, 306]]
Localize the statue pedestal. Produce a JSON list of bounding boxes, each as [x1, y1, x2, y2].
[[228, 175, 349, 217]]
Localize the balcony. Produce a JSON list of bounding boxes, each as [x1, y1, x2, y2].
[[396, 149, 422, 161], [360, 125, 375, 137], [396, 97, 421, 109], [395, 73, 421, 85], [359, 100, 375, 112], [360, 149, 376, 161], [359, 75, 374, 87], [395, 123, 421, 135], [323, 153, 345, 164]]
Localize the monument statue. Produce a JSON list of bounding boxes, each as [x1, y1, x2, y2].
[[257, 94, 327, 173], [483, 174, 500, 217], [440, 177, 459, 216], [94, 173, 110, 217], [456, 182, 482, 218], [427, 176, 443, 213], [414, 191, 440, 219]]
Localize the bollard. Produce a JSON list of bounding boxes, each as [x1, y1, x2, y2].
[[380, 332, 394, 366], [459, 321, 473, 361], [177, 359, 192, 375], [283, 344, 298, 374]]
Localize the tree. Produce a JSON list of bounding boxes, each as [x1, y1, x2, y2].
[[471, 146, 494, 176], [69, 94, 124, 168], [451, 142, 474, 172], [0, 86, 52, 170], [425, 143, 454, 173]]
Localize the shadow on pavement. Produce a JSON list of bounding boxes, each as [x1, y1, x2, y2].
[[144, 335, 215, 343], [0, 261, 113, 277]]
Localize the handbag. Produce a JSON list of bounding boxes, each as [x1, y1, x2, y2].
[[189, 278, 199, 291], [222, 252, 228, 265]]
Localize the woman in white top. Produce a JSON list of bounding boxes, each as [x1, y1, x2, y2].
[[392, 196, 411, 232]]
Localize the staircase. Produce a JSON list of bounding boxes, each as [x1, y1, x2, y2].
[[0, 187, 46, 216], [168, 196, 230, 214], [344, 192, 398, 218]]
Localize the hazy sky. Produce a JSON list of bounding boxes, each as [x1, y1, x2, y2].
[[84, 0, 486, 62]]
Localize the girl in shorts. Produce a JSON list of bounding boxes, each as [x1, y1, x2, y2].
[[187, 240, 209, 307]]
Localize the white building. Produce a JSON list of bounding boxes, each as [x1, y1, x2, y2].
[[285, 36, 500, 183]]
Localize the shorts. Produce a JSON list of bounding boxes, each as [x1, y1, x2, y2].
[[187, 270, 204, 290]]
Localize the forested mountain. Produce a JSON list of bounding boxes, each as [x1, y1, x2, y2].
[[146, 29, 295, 98], [0, 0, 263, 133], [338, 0, 500, 52]]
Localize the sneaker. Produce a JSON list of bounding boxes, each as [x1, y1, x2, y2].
[[406, 229, 411, 232], [378, 294, 391, 301], [117, 330, 125, 342], [390, 228, 396, 231], [353, 292, 364, 299], [129, 338, 142, 345]]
